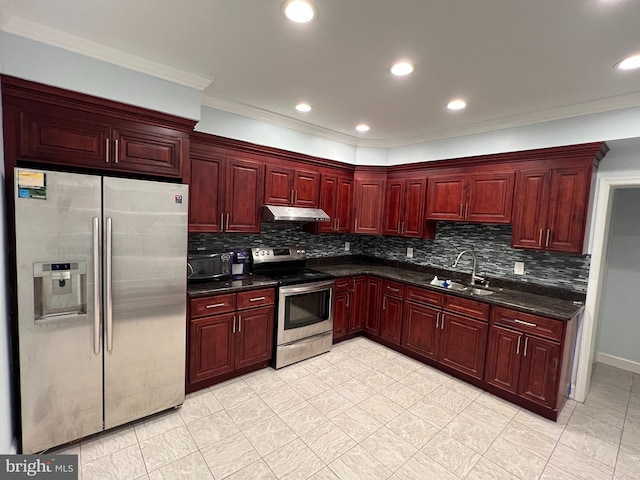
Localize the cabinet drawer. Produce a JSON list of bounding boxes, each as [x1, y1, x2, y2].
[[491, 307, 564, 342], [444, 295, 490, 321], [237, 288, 275, 310], [405, 286, 444, 307], [334, 277, 351, 292], [383, 279, 405, 298], [190, 293, 236, 318]]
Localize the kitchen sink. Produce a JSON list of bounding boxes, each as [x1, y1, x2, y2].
[[468, 288, 494, 296], [434, 280, 494, 296]]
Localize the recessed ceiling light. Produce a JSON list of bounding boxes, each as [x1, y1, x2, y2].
[[282, 0, 317, 23], [615, 53, 640, 70], [295, 103, 312, 112], [390, 61, 415, 77], [447, 99, 467, 110], [355, 124, 370, 132]]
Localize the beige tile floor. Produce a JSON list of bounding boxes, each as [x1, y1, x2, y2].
[[52, 337, 640, 479]]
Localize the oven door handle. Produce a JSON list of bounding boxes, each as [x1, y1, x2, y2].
[[278, 280, 335, 295]]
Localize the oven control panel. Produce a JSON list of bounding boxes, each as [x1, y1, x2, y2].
[[252, 246, 306, 264]]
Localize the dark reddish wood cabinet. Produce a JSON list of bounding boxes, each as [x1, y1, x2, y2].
[[353, 171, 386, 234], [264, 165, 320, 207], [235, 305, 275, 369], [318, 173, 352, 233], [187, 288, 275, 391], [379, 280, 405, 345], [485, 306, 571, 412], [3, 76, 192, 179], [402, 301, 441, 360], [189, 313, 235, 383], [188, 138, 264, 233], [349, 276, 366, 333], [512, 165, 590, 253], [363, 277, 383, 335], [382, 178, 427, 237], [426, 171, 514, 224], [439, 312, 488, 379], [332, 277, 351, 340]]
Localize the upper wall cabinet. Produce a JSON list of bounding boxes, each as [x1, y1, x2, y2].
[[353, 170, 386, 234], [382, 177, 427, 237], [316, 172, 353, 233], [264, 164, 320, 208], [426, 171, 515, 224], [187, 137, 264, 233], [1, 75, 194, 179], [511, 143, 607, 254], [512, 165, 589, 253]]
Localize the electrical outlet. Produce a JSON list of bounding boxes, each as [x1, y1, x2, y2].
[[514, 261, 525, 275], [407, 247, 414, 258], [344, 242, 350, 251]]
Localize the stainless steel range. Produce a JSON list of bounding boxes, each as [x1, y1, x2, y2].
[[252, 246, 334, 369]]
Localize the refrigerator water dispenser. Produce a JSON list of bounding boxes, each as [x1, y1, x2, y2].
[[33, 261, 87, 322]]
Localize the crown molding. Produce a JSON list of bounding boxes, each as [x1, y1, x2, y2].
[[204, 90, 640, 149], [1, 16, 213, 90], [201, 95, 360, 146], [382, 91, 640, 148]]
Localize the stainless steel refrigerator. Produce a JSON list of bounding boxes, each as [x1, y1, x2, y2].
[[14, 168, 188, 453]]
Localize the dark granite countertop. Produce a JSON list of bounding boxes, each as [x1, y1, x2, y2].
[[188, 275, 278, 297], [312, 264, 584, 321]]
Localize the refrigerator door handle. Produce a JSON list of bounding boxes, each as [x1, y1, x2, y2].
[[106, 217, 113, 352], [93, 217, 101, 355]]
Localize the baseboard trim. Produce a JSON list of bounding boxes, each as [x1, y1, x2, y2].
[[596, 352, 640, 374]]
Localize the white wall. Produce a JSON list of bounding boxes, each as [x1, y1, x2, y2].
[[596, 188, 640, 368], [0, 32, 202, 121], [388, 107, 640, 165], [0, 96, 15, 453], [196, 106, 358, 165]]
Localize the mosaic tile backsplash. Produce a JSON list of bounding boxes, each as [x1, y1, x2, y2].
[[189, 222, 590, 293]]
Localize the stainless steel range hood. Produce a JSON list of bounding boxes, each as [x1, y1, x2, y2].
[[262, 205, 330, 222]]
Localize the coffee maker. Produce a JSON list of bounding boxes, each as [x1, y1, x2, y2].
[[230, 249, 250, 279]]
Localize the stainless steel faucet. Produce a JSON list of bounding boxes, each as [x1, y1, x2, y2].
[[452, 250, 483, 285]]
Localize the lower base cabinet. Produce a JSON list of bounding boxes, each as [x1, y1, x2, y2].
[[400, 285, 488, 380], [188, 288, 275, 391], [485, 306, 570, 413], [336, 278, 573, 420]]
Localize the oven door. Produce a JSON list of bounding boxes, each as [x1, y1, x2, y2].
[[277, 280, 334, 345]]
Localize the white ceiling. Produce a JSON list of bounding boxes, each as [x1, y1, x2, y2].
[[2, 0, 640, 147]]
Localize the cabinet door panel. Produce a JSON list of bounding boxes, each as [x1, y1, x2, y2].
[[546, 167, 589, 253], [403, 178, 427, 237], [333, 292, 350, 340], [466, 172, 514, 223], [426, 175, 466, 221], [518, 336, 561, 409], [380, 295, 403, 345], [485, 325, 522, 394], [401, 302, 440, 360], [18, 107, 110, 167], [112, 125, 182, 177], [235, 306, 274, 369], [439, 313, 488, 379], [318, 175, 338, 233], [512, 170, 550, 250], [349, 276, 366, 332], [336, 176, 353, 233], [354, 178, 385, 234], [189, 314, 234, 383], [188, 154, 223, 232], [382, 180, 404, 235], [226, 157, 263, 232], [293, 170, 320, 207], [363, 277, 383, 335], [265, 165, 293, 205]]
